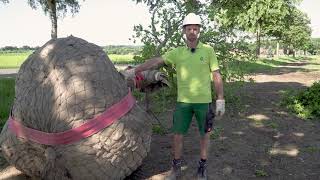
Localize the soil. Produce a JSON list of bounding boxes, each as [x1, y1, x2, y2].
[[1, 59, 320, 180]]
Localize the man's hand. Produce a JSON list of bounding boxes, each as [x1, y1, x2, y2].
[[120, 68, 136, 80], [154, 71, 170, 87], [215, 99, 225, 116]]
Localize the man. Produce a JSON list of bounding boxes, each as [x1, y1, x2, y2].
[[122, 13, 225, 180]]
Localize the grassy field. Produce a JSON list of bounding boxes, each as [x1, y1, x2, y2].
[[0, 52, 32, 69], [0, 52, 135, 69], [228, 55, 320, 74], [0, 78, 15, 128]]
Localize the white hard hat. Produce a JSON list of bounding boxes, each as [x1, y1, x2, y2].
[[183, 13, 201, 26]]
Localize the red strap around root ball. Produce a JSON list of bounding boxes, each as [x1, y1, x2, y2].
[[8, 91, 135, 145]]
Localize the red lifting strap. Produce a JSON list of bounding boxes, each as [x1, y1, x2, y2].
[[8, 91, 135, 145], [134, 72, 144, 89]]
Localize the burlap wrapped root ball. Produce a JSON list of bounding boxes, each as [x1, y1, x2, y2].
[[0, 36, 152, 180]]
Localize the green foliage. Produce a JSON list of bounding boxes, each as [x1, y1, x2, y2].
[[0, 46, 39, 52], [27, 0, 82, 17], [210, 126, 224, 140], [0, 78, 15, 130], [302, 146, 320, 153], [132, 0, 192, 59], [209, 0, 310, 55], [265, 121, 279, 129], [281, 81, 320, 120], [152, 124, 166, 135], [255, 169, 268, 177], [133, 42, 157, 63], [210, 0, 293, 33], [308, 38, 320, 55], [212, 37, 255, 82], [0, 0, 9, 4], [282, 8, 312, 52], [103, 45, 141, 55], [148, 87, 176, 113], [26, 0, 84, 38]]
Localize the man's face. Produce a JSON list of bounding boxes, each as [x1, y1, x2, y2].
[[183, 24, 200, 42]]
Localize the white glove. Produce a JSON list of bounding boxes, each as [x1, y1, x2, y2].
[[215, 99, 225, 116], [154, 71, 165, 81], [120, 68, 136, 80], [154, 71, 170, 87]]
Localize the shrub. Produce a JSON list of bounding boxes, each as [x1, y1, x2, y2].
[[282, 81, 320, 120]]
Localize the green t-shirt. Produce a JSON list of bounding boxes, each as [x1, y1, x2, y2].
[[162, 42, 219, 103]]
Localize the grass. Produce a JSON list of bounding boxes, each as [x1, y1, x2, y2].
[[255, 169, 268, 177], [0, 51, 136, 69], [152, 124, 167, 135], [0, 78, 15, 129], [0, 52, 31, 69], [302, 146, 320, 153], [210, 126, 224, 139], [265, 121, 279, 129], [228, 55, 320, 75], [107, 54, 135, 64]]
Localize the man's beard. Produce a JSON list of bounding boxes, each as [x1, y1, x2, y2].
[[186, 34, 200, 42]]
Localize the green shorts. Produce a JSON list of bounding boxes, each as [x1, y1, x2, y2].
[[172, 102, 214, 136]]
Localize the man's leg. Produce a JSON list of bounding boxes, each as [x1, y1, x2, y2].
[[200, 133, 210, 160], [194, 103, 213, 180], [166, 103, 193, 180], [174, 134, 184, 159], [171, 102, 193, 160], [165, 134, 184, 180]]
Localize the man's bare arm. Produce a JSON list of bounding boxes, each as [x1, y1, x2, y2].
[[212, 70, 224, 100], [135, 57, 165, 73]]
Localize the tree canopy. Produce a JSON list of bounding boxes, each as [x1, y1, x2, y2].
[[209, 0, 305, 55], [0, 0, 9, 4], [27, 0, 83, 39], [131, 0, 313, 81]]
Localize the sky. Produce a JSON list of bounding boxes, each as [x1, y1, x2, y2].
[[0, 0, 319, 48], [0, 0, 150, 47]]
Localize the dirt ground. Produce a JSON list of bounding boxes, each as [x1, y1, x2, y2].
[[1, 59, 320, 180]]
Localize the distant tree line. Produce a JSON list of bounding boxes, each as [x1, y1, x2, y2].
[[309, 38, 320, 55], [260, 38, 320, 55], [0, 46, 39, 53], [0, 45, 143, 55]]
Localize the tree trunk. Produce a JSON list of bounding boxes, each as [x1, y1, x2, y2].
[[276, 41, 280, 58], [48, 0, 57, 39], [256, 21, 261, 57]]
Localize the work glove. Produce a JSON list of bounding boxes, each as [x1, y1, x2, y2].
[[154, 71, 166, 81], [215, 99, 225, 116], [120, 68, 136, 80], [155, 71, 170, 87]]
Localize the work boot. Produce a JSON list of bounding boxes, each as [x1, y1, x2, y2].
[[165, 159, 182, 180], [196, 160, 208, 180]]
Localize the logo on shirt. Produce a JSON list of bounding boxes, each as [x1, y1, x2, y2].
[[200, 57, 208, 64]]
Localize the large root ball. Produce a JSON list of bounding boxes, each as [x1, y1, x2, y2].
[[0, 36, 152, 180]]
